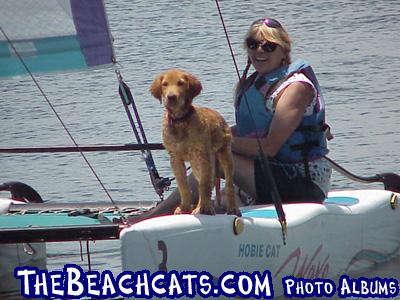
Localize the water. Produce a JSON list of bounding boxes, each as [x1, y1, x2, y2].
[[1, 0, 400, 298]]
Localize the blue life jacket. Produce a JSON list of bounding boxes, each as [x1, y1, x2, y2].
[[235, 59, 329, 163]]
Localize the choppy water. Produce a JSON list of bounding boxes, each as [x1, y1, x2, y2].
[[1, 0, 400, 299]]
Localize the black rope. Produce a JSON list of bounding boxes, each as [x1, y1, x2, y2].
[[214, 0, 241, 79], [213, 1, 287, 244]]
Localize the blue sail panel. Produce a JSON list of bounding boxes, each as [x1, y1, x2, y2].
[[70, 0, 115, 67]]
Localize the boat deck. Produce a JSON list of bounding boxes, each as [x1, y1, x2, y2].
[[0, 199, 154, 243]]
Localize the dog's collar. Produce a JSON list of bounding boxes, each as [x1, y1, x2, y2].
[[167, 105, 195, 126]]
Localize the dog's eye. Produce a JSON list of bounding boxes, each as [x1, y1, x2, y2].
[[177, 79, 185, 86], [162, 81, 168, 87]]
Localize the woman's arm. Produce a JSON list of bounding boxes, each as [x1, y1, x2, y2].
[[231, 81, 314, 158]]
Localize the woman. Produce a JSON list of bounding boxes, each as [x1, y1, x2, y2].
[[130, 18, 332, 221], [232, 17, 331, 204]]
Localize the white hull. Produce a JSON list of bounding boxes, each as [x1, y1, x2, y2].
[[0, 199, 47, 294], [121, 189, 400, 297]]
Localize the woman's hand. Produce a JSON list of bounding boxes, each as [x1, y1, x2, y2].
[[230, 125, 237, 136]]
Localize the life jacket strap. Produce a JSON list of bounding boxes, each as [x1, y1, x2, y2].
[[290, 140, 320, 181], [296, 124, 324, 132]]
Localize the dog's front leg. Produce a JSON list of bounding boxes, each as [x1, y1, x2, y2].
[[191, 154, 216, 215], [171, 156, 192, 214]]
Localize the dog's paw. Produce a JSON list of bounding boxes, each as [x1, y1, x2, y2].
[[174, 205, 191, 214], [192, 205, 216, 215], [226, 206, 242, 217]]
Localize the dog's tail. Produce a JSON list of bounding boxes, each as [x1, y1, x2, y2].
[[0, 181, 43, 203]]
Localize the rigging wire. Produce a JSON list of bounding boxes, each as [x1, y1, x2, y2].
[[213, 1, 287, 244], [0, 26, 127, 223]]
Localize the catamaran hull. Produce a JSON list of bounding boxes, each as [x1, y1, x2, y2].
[[0, 199, 47, 294], [121, 189, 400, 297], [0, 243, 46, 294]]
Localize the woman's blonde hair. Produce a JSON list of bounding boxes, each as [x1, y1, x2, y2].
[[235, 18, 292, 104]]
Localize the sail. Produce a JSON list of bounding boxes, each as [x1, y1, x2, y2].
[[0, 0, 115, 78]]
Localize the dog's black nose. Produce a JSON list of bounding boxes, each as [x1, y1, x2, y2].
[[167, 94, 177, 102]]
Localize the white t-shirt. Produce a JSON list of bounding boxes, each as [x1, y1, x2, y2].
[[266, 72, 318, 116]]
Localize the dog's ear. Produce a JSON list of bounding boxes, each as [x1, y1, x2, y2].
[[186, 73, 202, 99], [149, 74, 163, 102]]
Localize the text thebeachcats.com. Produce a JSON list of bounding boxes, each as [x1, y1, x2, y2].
[[14, 264, 399, 299]]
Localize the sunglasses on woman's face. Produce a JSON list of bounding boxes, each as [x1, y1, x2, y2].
[[246, 38, 278, 53]]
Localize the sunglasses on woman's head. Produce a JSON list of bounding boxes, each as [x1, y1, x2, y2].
[[246, 38, 278, 53], [252, 18, 282, 28]]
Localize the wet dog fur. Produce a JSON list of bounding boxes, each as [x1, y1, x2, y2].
[[150, 69, 240, 216]]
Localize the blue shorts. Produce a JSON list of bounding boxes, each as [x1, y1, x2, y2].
[[254, 156, 325, 204]]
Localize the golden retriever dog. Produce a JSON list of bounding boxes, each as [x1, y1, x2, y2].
[[150, 69, 240, 216]]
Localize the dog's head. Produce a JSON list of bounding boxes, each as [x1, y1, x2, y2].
[[150, 69, 202, 111]]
